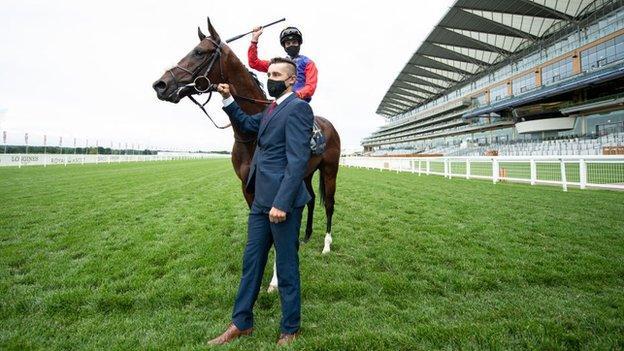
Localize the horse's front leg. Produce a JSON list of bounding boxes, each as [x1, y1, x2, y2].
[[241, 182, 253, 208]]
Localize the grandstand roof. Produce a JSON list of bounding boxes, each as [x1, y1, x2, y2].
[[377, 0, 612, 117]]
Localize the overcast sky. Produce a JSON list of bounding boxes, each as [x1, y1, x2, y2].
[[0, 0, 454, 151]]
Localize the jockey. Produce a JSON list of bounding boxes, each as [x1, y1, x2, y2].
[[248, 26, 318, 102]]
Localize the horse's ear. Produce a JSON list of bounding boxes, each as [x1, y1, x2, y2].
[[198, 26, 206, 41], [207, 17, 220, 42]]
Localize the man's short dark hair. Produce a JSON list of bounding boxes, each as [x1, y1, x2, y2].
[[269, 57, 297, 76]]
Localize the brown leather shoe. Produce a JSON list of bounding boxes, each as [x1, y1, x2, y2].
[[276, 331, 300, 346], [207, 323, 253, 345]]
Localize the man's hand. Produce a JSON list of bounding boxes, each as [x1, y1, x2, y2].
[[217, 83, 231, 99], [269, 207, 287, 223], [251, 26, 263, 42]]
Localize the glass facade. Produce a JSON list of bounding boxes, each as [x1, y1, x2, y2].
[[384, 8, 624, 123], [473, 93, 487, 107], [542, 57, 575, 85], [490, 84, 509, 102], [512, 73, 536, 96], [368, 7, 624, 150], [581, 33, 624, 71]]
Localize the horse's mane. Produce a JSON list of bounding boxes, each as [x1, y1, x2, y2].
[[220, 40, 267, 101], [248, 70, 264, 91]]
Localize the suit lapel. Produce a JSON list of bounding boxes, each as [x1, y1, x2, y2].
[[258, 93, 296, 137]]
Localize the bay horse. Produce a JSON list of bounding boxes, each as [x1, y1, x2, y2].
[[152, 18, 340, 293]]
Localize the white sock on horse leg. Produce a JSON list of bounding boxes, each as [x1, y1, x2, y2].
[[267, 258, 278, 293], [322, 232, 332, 254]]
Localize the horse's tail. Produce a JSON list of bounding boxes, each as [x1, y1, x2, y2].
[[318, 168, 326, 206]]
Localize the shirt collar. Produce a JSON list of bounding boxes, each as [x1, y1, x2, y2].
[[275, 91, 293, 105]]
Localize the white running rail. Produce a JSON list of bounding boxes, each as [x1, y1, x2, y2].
[[340, 155, 624, 191]]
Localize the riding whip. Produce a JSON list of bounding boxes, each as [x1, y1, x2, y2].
[[225, 18, 286, 43]]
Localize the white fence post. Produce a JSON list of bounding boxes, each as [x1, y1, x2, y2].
[[492, 158, 499, 184], [530, 158, 537, 185], [426, 160, 430, 175], [579, 159, 587, 190], [447, 159, 452, 179], [418, 160, 422, 176], [466, 159, 470, 180], [560, 159, 568, 192]]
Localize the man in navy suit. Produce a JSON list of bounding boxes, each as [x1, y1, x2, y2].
[[208, 57, 314, 346]]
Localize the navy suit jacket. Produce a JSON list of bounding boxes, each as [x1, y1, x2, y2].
[[223, 93, 314, 212]]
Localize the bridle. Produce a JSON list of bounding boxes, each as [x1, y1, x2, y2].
[[168, 37, 230, 129], [167, 37, 272, 143]]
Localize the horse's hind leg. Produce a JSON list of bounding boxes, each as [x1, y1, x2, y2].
[[267, 259, 278, 293], [303, 174, 315, 243], [321, 163, 338, 254]]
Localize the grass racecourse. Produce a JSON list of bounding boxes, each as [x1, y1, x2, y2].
[[1, 158, 623, 350]]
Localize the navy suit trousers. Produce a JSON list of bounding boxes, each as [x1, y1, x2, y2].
[[231, 201, 303, 334]]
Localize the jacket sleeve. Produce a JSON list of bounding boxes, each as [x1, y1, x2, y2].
[[222, 101, 263, 134], [272, 102, 314, 212], [248, 42, 270, 72], [295, 60, 318, 100]]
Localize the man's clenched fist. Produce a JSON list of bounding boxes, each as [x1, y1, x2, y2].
[[251, 26, 263, 42], [217, 83, 231, 99], [269, 207, 286, 223]]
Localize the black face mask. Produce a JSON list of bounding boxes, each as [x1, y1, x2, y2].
[[285, 45, 300, 58], [267, 78, 290, 98]]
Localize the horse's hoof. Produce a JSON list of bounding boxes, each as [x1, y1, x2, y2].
[[267, 284, 278, 293], [322, 247, 331, 254]]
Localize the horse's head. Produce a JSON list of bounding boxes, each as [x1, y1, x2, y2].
[[153, 18, 227, 103]]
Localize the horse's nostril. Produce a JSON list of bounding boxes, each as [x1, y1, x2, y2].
[[153, 80, 167, 93]]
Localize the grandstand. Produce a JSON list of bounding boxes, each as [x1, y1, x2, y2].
[[363, 0, 624, 157]]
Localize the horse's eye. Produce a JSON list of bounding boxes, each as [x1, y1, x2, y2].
[[194, 50, 204, 57]]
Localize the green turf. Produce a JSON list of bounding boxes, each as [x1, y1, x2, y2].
[[1, 159, 623, 350]]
